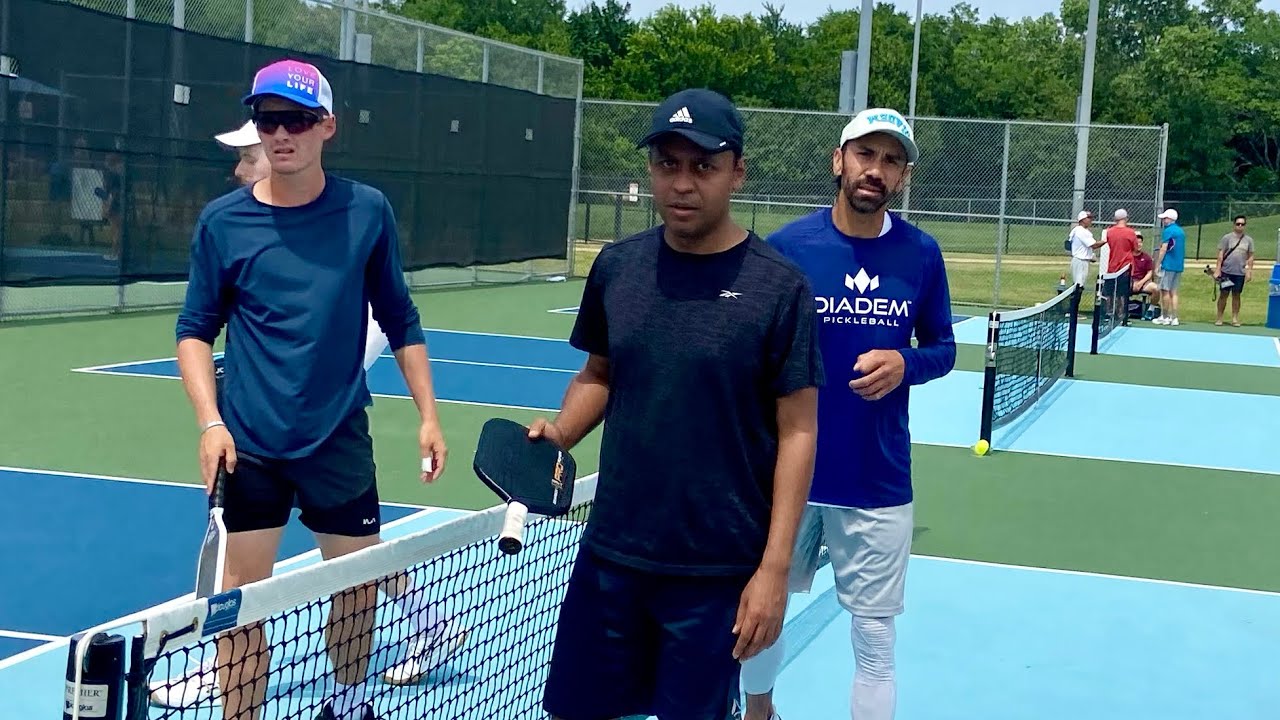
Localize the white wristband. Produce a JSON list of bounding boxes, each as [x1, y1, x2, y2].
[[201, 420, 226, 434]]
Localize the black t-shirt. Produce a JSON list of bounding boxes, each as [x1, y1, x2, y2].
[[571, 227, 824, 576]]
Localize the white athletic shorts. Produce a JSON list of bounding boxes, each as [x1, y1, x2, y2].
[[787, 502, 914, 617], [1070, 258, 1091, 288]]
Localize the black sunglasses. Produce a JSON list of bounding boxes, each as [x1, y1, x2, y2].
[[252, 110, 323, 135]]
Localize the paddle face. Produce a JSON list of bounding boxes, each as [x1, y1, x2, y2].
[[474, 418, 575, 517], [195, 463, 229, 598]]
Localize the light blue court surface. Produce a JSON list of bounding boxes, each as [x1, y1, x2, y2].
[[771, 557, 1280, 719], [952, 316, 1280, 368], [908, 370, 1280, 474], [0, 468, 462, 720]]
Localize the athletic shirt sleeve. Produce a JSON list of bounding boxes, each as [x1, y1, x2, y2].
[[365, 194, 424, 352], [901, 241, 956, 386], [176, 216, 228, 344], [569, 249, 611, 357]]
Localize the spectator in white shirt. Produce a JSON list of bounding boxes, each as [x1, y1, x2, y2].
[[1069, 210, 1105, 287]]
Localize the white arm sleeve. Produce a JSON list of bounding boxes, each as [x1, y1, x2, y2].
[[363, 305, 391, 371]]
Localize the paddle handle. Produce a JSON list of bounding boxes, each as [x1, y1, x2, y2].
[[498, 501, 529, 555], [211, 461, 228, 509]]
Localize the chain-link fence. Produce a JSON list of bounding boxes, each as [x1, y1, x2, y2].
[[0, 0, 583, 320], [1161, 191, 1280, 263], [576, 100, 1168, 313]]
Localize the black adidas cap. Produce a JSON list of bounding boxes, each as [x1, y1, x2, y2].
[[636, 88, 745, 154]]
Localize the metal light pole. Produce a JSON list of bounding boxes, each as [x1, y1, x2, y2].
[[1071, 0, 1100, 218], [909, 0, 922, 119], [854, 0, 873, 112]]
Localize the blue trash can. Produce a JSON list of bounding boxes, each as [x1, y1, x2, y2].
[[1267, 264, 1280, 330]]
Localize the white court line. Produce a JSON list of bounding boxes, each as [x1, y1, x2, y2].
[[918, 437, 1280, 477], [916, 554, 1280, 598], [374, 356, 577, 374], [0, 503, 449, 672], [547, 306, 579, 315], [0, 466, 432, 509], [1273, 336, 1279, 361], [0, 630, 62, 642]]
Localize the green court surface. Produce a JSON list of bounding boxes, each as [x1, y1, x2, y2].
[[2, 276, 1278, 601]]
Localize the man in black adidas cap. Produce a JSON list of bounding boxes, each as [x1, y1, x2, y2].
[[531, 88, 823, 720]]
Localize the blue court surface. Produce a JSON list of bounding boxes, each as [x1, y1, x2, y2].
[[0, 467, 463, 719], [15, 319, 1278, 717], [952, 316, 1280, 367]]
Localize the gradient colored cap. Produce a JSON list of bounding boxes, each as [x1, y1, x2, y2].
[[242, 60, 333, 113]]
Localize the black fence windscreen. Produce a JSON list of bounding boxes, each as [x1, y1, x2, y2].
[[1, 0, 576, 288]]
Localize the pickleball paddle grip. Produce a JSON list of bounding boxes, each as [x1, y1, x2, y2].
[[499, 501, 529, 554]]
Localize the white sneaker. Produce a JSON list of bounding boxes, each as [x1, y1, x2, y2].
[[382, 619, 468, 685], [1170, 318, 1179, 326], [1153, 316, 1167, 325], [149, 654, 218, 708]]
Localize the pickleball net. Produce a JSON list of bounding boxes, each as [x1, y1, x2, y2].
[[1090, 264, 1132, 355], [65, 473, 599, 720], [978, 283, 1083, 447]]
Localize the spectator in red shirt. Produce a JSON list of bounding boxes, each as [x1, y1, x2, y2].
[[1105, 208, 1139, 274]]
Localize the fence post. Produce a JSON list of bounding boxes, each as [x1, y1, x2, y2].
[[993, 121, 1011, 309], [1155, 123, 1170, 223], [244, 0, 253, 42]]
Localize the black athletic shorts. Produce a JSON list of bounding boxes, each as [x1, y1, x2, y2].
[[542, 545, 749, 720], [218, 407, 380, 537], [1222, 273, 1246, 295]]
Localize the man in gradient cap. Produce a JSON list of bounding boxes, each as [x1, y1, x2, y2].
[[740, 107, 957, 720], [532, 87, 823, 720], [173, 59, 459, 720]]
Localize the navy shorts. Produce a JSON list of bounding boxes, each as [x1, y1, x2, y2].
[[220, 407, 380, 537], [542, 545, 749, 720]]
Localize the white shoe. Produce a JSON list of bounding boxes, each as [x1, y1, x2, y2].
[[382, 619, 468, 685], [1153, 316, 1167, 325], [149, 654, 218, 708], [1170, 318, 1179, 326]]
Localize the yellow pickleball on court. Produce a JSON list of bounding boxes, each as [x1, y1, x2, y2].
[[974, 439, 990, 456]]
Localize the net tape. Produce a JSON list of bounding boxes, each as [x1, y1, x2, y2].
[[70, 473, 600, 720], [987, 285, 1078, 430]]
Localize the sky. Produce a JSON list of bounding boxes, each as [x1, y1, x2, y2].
[[576, 0, 1280, 24]]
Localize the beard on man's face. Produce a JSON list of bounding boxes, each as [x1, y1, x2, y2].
[[841, 170, 893, 214]]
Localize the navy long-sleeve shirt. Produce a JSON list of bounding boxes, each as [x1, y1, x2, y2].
[[769, 209, 956, 508], [175, 175, 425, 459]]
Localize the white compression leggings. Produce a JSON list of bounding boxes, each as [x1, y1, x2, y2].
[[739, 615, 896, 719], [851, 615, 896, 720]]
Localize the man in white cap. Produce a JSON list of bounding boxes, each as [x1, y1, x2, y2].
[[1154, 208, 1185, 325], [738, 107, 957, 720], [1069, 210, 1105, 288]]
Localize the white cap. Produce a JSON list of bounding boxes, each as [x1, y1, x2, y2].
[[214, 120, 260, 148], [1114, 208, 1128, 220], [1077, 210, 1093, 221], [839, 108, 919, 164], [1158, 208, 1179, 221]]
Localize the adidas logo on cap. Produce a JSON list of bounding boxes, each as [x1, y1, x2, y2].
[[668, 107, 693, 124]]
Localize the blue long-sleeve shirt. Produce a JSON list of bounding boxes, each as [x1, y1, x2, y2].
[[175, 175, 425, 459], [769, 209, 956, 508]]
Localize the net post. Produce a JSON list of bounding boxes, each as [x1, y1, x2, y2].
[[1067, 284, 1082, 377], [1089, 269, 1103, 355], [122, 634, 149, 720], [978, 311, 1000, 445]]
